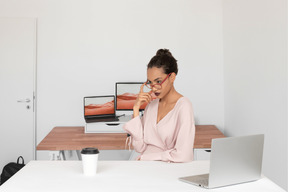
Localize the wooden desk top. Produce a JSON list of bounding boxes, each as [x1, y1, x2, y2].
[[37, 125, 224, 151]]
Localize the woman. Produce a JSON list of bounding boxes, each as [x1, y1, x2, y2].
[[123, 49, 195, 163]]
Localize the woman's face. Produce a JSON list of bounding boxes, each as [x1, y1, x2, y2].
[[146, 67, 173, 99]]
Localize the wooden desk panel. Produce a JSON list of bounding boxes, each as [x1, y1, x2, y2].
[[194, 125, 225, 148], [37, 125, 224, 151]]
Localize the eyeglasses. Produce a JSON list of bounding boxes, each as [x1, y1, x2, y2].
[[145, 73, 172, 90]]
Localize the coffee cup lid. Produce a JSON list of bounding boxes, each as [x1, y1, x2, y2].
[[81, 148, 99, 154]]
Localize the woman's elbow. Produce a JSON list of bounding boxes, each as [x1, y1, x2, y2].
[[132, 141, 146, 153]]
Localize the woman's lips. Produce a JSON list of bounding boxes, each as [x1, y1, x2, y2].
[[154, 93, 160, 97]]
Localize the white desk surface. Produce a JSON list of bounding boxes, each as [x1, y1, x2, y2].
[[0, 161, 284, 192]]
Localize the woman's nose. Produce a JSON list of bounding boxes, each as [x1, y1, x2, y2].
[[152, 86, 158, 92]]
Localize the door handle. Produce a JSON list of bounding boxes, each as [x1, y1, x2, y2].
[[17, 98, 31, 103]]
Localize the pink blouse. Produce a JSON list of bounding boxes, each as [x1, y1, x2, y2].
[[123, 97, 195, 163]]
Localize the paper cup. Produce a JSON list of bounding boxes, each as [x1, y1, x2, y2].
[[81, 148, 99, 176]]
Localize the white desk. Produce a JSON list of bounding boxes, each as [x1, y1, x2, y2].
[[0, 161, 284, 192]]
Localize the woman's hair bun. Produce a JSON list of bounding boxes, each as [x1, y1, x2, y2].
[[147, 48, 178, 75], [156, 49, 173, 57]]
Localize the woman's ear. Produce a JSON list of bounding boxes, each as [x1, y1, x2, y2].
[[170, 72, 176, 82]]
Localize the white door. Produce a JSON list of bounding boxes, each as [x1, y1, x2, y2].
[[0, 18, 36, 170]]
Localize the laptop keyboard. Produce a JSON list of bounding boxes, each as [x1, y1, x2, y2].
[[193, 175, 209, 186], [86, 116, 119, 123], [180, 174, 209, 187]]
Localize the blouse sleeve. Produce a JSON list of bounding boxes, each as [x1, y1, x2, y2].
[[140, 100, 195, 163], [122, 107, 148, 153]]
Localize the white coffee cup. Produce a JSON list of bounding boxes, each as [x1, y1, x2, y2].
[[81, 148, 100, 176]]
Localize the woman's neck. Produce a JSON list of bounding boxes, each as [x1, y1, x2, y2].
[[159, 86, 181, 105]]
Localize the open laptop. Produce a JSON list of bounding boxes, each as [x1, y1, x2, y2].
[[179, 134, 264, 189], [84, 95, 119, 123]]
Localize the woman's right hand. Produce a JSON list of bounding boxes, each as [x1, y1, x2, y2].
[[133, 83, 152, 114]]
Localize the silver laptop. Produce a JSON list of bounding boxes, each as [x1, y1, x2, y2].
[[179, 134, 264, 189]]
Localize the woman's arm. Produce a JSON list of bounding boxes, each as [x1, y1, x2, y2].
[[123, 83, 152, 153], [123, 97, 152, 153], [123, 115, 147, 153]]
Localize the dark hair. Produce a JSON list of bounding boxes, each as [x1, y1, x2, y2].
[[147, 49, 178, 75]]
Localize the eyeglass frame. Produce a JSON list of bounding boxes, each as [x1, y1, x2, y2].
[[145, 73, 172, 90]]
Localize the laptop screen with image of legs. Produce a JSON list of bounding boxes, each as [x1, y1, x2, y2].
[[84, 95, 119, 123], [115, 82, 153, 111], [179, 134, 264, 189]]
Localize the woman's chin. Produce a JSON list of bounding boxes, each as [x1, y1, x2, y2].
[[155, 95, 162, 99]]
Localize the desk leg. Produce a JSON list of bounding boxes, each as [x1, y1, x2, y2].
[[60, 150, 66, 160], [49, 151, 66, 161], [76, 150, 82, 160]]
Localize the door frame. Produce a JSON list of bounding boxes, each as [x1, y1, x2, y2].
[[32, 18, 37, 160]]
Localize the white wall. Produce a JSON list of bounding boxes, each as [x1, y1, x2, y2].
[[0, 0, 224, 159], [223, 0, 287, 189], [0, 0, 287, 190]]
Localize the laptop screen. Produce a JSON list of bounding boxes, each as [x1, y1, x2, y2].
[[84, 96, 115, 117], [115, 82, 152, 111]]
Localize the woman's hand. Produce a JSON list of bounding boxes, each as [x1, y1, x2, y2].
[[133, 83, 152, 117]]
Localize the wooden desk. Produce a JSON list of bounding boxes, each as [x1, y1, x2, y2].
[[37, 125, 225, 151]]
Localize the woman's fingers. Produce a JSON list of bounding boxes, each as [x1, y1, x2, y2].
[[140, 83, 145, 93], [139, 96, 149, 103], [141, 92, 152, 100], [135, 83, 153, 108], [147, 92, 153, 102], [139, 93, 152, 104]]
